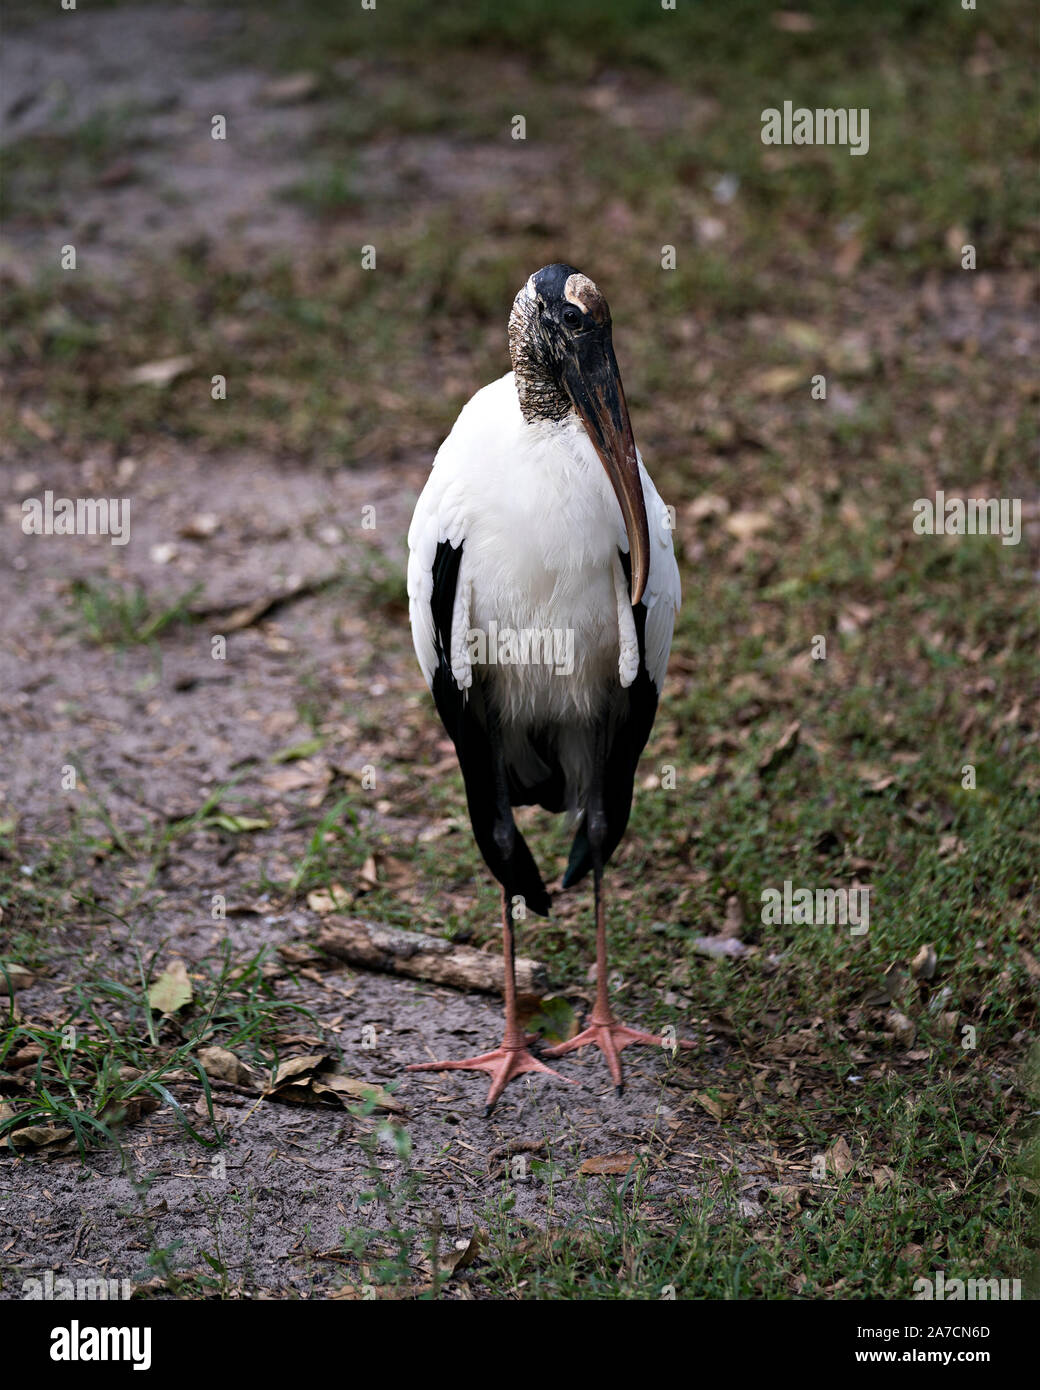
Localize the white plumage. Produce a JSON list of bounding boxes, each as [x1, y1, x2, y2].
[[408, 371, 680, 729]]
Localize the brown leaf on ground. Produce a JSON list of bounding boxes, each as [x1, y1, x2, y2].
[[823, 1135, 855, 1177], [750, 366, 803, 396], [579, 1153, 640, 1175], [725, 509, 773, 541], [758, 720, 801, 776], [306, 884, 351, 914], [263, 760, 331, 795], [721, 895, 745, 938], [264, 1054, 401, 1112], [768, 1183, 807, 1208], [686, 493, 730, 523], [2, 1111, 75, 1152], [269, 1054, 327, 1086], [148, 960, 193, 1014], [772, 11, 816, 33], [855, 763, 898, 793], [314, 1075, 403, 1113], [197, 1046, 256, 1087], [691, 1091, 739, 1121], [125, 355, 194, 388], [99, 1094, 161, 1128], [0, 963, 35, 994], [259, 72, 319, 104], [438, 1230, 483, 1277], [910, 944, 937, 980], [833, 236, 864, 277], [1019, 949, 1040, 983], [886, 1008, 917, 1047]]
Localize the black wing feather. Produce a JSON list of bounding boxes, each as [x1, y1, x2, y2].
[[562, 549, 659, 888], [429, 540, 552, 916]]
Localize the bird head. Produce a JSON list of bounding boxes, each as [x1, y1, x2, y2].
[[509, 264, 650, 605]]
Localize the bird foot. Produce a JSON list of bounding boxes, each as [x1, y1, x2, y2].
[[544, 1016, 695, 1091], [406, 1040, 572, 1114]]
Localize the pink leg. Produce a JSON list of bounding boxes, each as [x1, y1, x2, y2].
[[544, 868, 694, 1091], [407, 888, 572, 1113]]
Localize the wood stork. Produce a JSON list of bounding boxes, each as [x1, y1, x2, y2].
[[406, 264, 689, 1111]]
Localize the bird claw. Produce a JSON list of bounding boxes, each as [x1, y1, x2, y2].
[[544, 1018, 694, 1090], [406, 1041, 573, 1112]]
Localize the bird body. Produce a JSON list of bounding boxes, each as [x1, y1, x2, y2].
[[408, 370, 678, 781], [406, 264, 689, 1109]]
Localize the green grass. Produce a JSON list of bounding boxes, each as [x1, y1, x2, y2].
[[0, 925, 319, 1160], [64, 577, 202, 647], [473, 1123, 1028, 1299], [2, 1, 1035, 461]]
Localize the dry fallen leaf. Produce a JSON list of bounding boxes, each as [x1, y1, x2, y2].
[[18, 407, 54, 441], [751, 366, 803, 396], [856, 763, 898, 794], [0, 963, 34, 995], [886, 1008, 917, 1048], [270, 1055, 326, 1086], [691, 1091, 739, 1121], [125, 355, 194, 388], [823, 1135, 855, 1178], [314, 1074, 403, 1113], [259, 72, 319, 104], [724, 509, 773, 541], [758, 720, 801, 776], [686, 493, 730, 523], [910, 944, 937, 980], [306, 884, 352, 914], [5, 1123, 76, 1152], [148, 960, 193, 1014], [772, 10, 816, 33], [263, 762, 331, 794], [264, 1055, 401, 1112], [721, 895, 745, 938], [197, 1046, 256, 1087], [99, 1094, 161, 1128], [579, 1153, 639, 1175], [833, 236, 864, 278], [1019, 949, 1040, 983], [769, 1183, 806, 1208], [692, 935, 749, 959], [179, 512, 220, 539], [439, 1230, 483, 1277]]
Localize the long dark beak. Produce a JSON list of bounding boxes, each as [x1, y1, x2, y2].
[[561, 328, 650, 605]]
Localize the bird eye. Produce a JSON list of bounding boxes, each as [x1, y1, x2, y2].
[[562, 306, 582, 329]]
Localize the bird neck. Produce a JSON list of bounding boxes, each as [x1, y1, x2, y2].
[[512, 362, 572, 425], [508, 294, 572, 425]]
